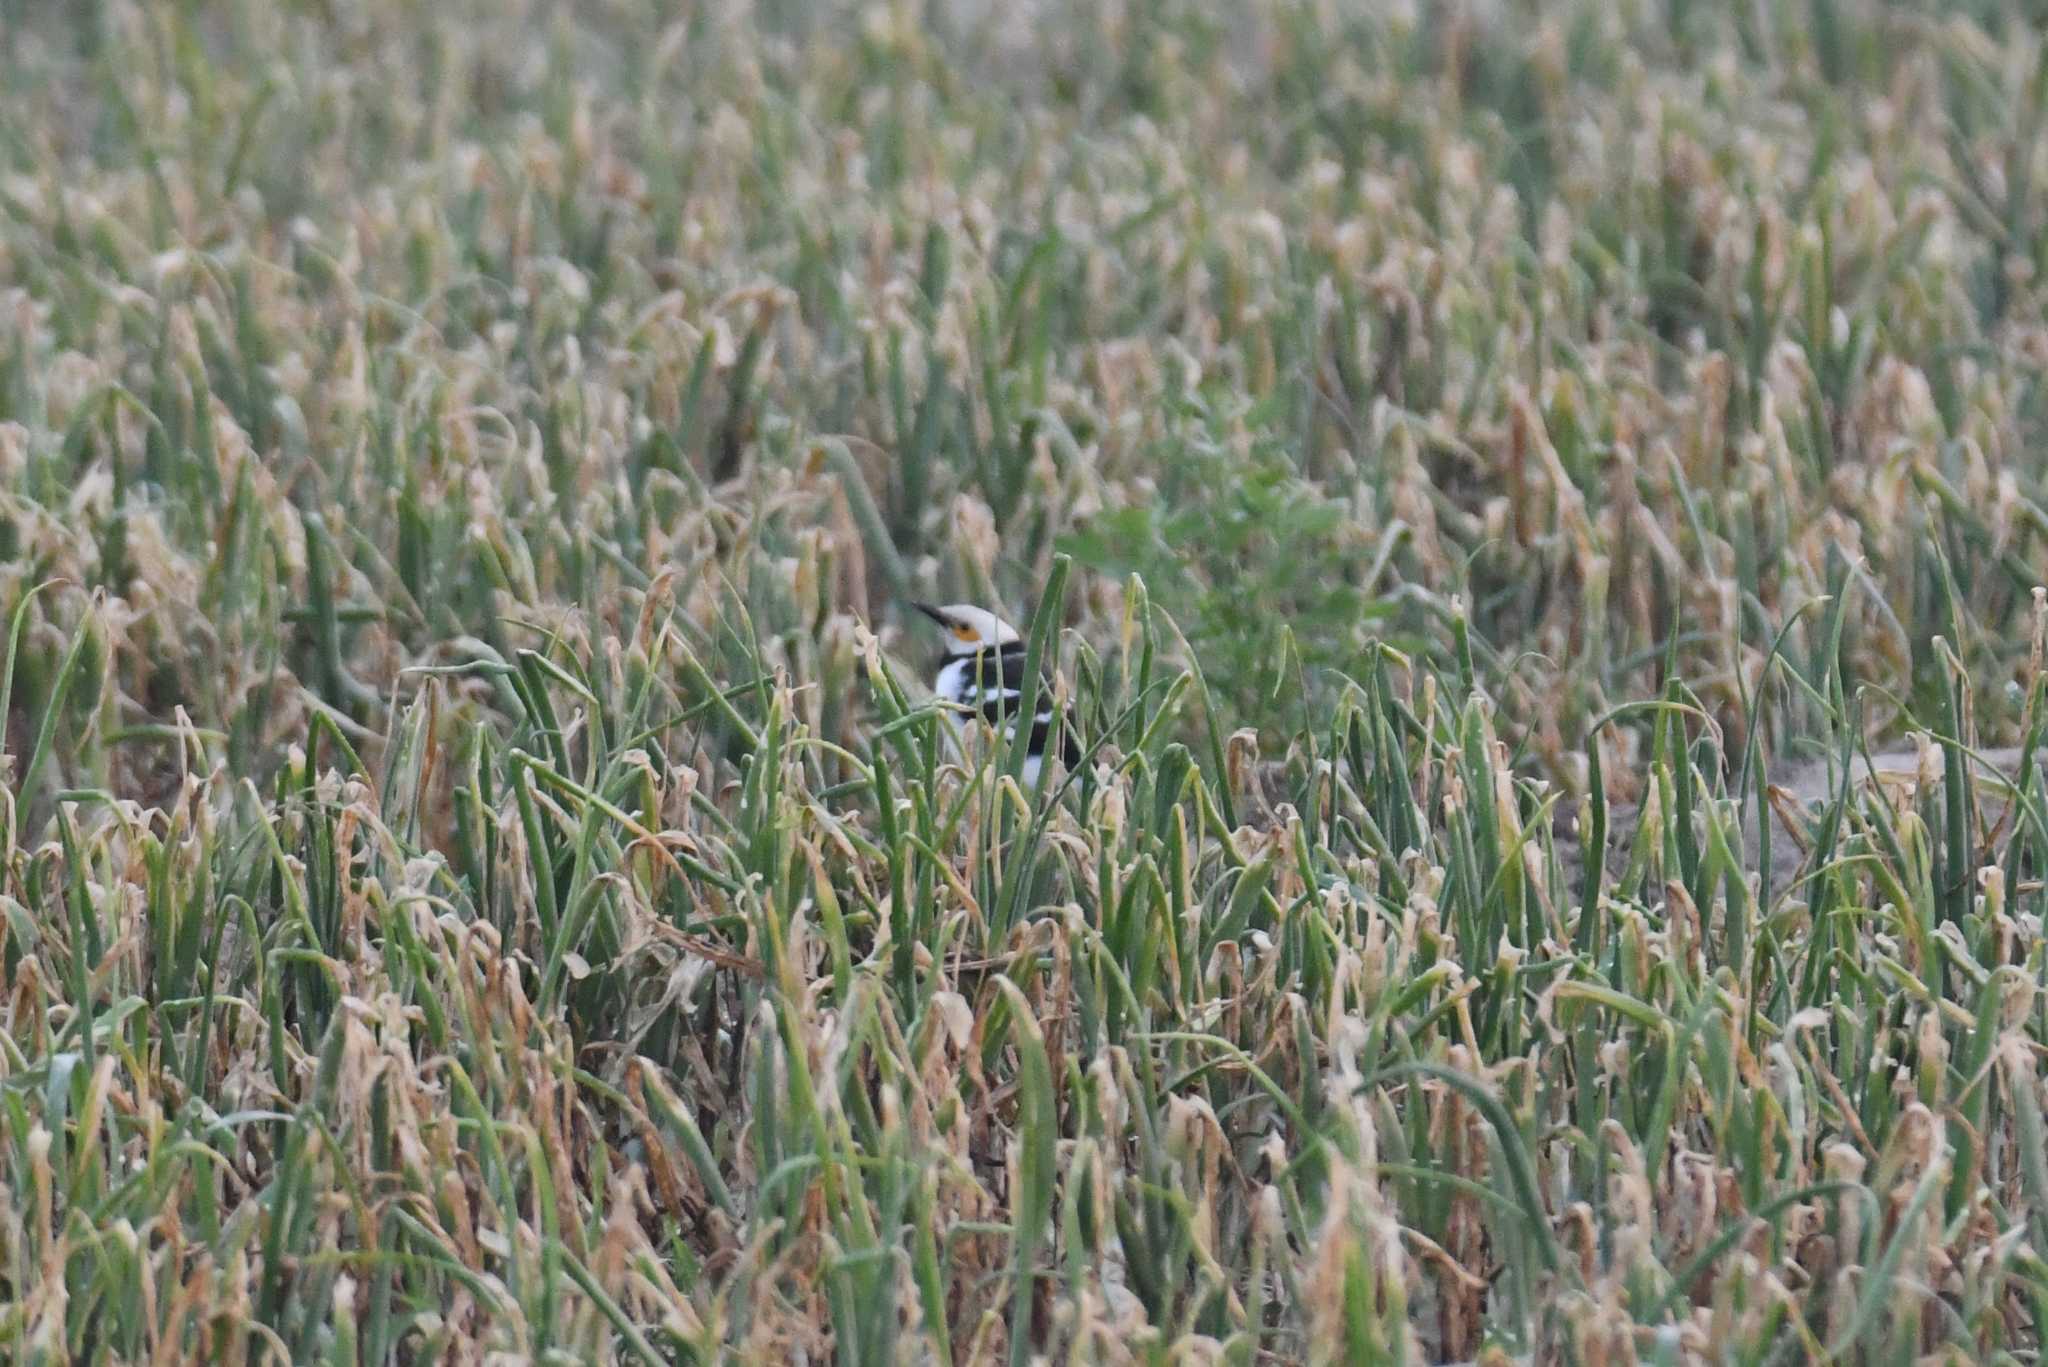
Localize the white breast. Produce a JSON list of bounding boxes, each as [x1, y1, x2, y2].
[[933, 658, 1020, 711], [933, 658, 1045, 785], [933, 657, 974, 705]]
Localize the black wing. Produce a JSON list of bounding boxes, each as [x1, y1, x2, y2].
[[962, 645, 1081, 766]]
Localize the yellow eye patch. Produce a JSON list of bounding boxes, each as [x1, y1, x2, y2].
[[952, 624, 977, 641]]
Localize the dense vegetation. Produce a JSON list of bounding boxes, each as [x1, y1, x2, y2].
[[5, 0, 2048, 1360]]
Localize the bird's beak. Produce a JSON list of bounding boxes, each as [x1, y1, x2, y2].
[[911, 602, 949, 628]]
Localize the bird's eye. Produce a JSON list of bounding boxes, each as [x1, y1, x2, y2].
[[953, 625, 976, 641]]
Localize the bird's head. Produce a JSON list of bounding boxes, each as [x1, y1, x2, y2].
[[912, 602, 1022, 656]]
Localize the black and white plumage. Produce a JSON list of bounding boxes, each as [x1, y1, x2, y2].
[[913, 602, 1078, 787]]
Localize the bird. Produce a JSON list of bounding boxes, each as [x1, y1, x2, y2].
[[911, 602, 1079, 788]]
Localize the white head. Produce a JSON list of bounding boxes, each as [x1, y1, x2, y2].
[[913, 602, 1022, 656]]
